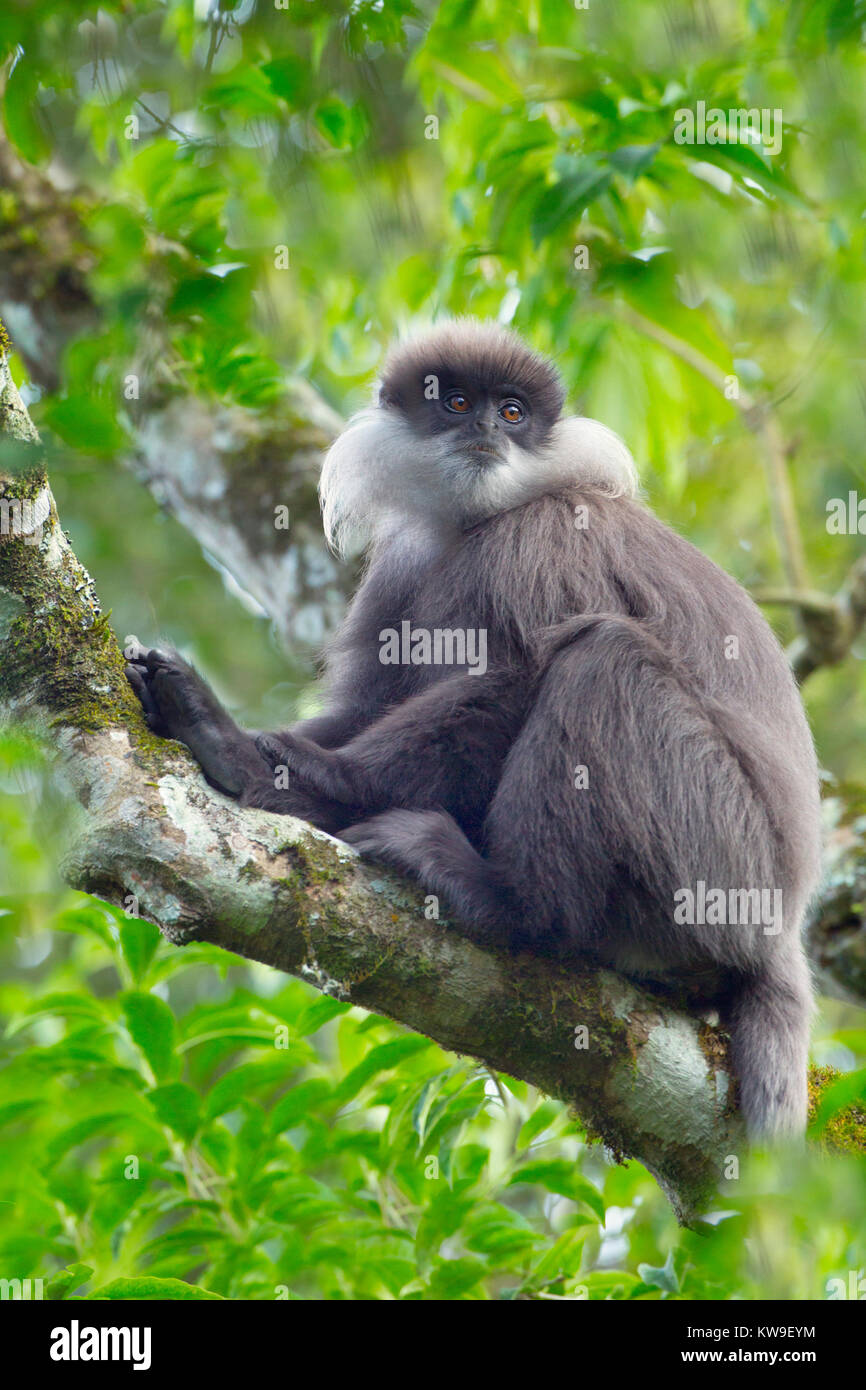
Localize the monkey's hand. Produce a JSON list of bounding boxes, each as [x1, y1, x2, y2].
[[253, 729, 369, 806], [124, 641, 268, 798]]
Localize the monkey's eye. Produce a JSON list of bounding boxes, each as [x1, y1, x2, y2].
[[444, 391, 471, 413], [499, 399, 525, 423]]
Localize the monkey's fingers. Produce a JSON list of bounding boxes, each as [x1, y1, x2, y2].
[[255, 733, 288, 769], [125, 663, 168, 733], [143, 647, 180, 673], [122, 634, 148, 664]]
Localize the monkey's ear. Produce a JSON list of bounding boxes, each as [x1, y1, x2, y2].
[[377, 382, 401, 409]]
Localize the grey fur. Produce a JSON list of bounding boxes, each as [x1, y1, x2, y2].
[[128, 319, 822, 1142]]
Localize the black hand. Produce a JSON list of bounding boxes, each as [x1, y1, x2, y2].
[[124, 646, 268, 797]]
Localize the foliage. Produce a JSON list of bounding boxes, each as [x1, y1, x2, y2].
[[0, 734, 865, 1300], [1, 0, 865, 1299]]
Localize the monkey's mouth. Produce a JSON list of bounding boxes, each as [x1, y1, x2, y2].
[[467, 442, 503, 463]]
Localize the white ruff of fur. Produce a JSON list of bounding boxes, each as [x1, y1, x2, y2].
[[319, 408, 638, 556]]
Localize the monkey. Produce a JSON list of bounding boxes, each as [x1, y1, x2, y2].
[[126, 317, 822, 1143]]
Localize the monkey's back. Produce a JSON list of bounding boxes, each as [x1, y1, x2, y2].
[[410, 489, 823, 960]]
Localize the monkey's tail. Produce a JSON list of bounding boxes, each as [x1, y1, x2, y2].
[[726, 949, 813, 1141]]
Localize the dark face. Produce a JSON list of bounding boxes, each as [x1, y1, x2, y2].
[[420, 377, 544, 466], [378, 323, 564, 467]]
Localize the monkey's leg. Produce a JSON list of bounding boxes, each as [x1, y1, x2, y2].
[[253, 669, 524, 830], [340, 809, 527, 950], [482, 618, 814, 1137]]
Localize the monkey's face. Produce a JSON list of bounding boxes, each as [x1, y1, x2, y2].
[[374, 322, 565, 525], [403, 377, 554, 466], [380, 323, 561, 449], [319, 320, 636, 555]]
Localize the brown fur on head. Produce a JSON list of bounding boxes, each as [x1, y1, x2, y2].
[[379, 318, 566, 424]]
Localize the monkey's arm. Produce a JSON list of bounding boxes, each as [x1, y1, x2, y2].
[[125, 648, 268, 796], [282, 707, 379, 750], [273, 551, 424, 751], [126, 648, 352, 830], [126, 651, 521, 834]]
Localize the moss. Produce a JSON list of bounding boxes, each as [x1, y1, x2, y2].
[[808, 1064, 866, 1155], [9, 465, 47, 500], [272, 831, 357, 894], [267, 875, 310, 936], [697, 1019, 731, 1072], [0, 359, 183, 771], [0, 510, 182, 773], [0, 318, 10, 356]]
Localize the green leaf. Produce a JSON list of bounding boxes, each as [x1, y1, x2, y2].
[[261, 56, 309, 105], [427, 1256, 488, 1299], [270, 1078, 332, 1133], [203, 69, 281, 120], [530, 159, 613, 244], [6, 992, 108, 1038], [637, 1250, 680, 1294], [86, 1277, 224, 1300], [53, 902, 116, 948], [508, 1161, 605, 1222], [334, 1035, 435, 1104], [40, 396, 128, 454], [3, 57, 50, 164], [147, 1082, 200, 1141], [463, 1206, 540, 1259], [119, 918, 161, 985], [419, 1076, 489, 1163], [313, 98, 369, 151], [427, 48, 521, 106], [47, 1264, 94, 1301], [609, 142, 661, 181], [203, 1054, 305, 1120], [294, 994, 350, 1036], [177, 1027, 279, 1054], [523, 1228, 586, 1291], [167, 268, 253, 326], [0, 1098, 47, 1128], [46, 1111, 154, 1163], [518, 1098, 563, 1148], [122, 992, 176, 1082], [581, 1269, 642, 1299]]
